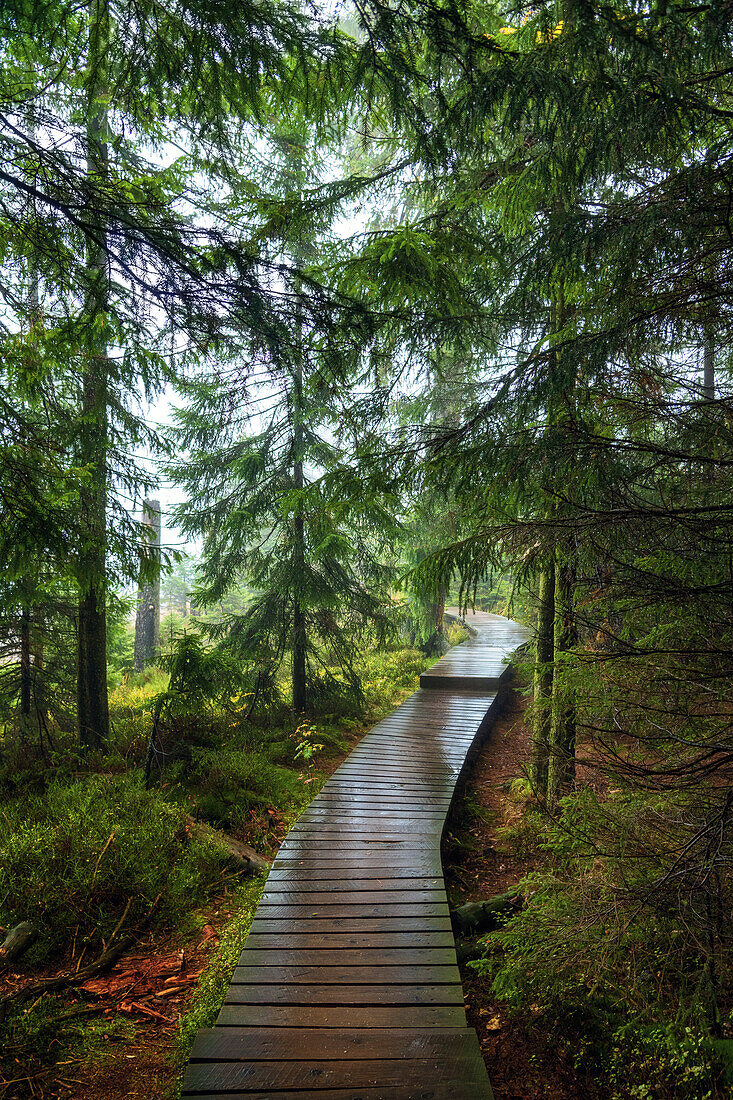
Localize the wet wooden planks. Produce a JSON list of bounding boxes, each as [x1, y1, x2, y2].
[[182, 612, 528, 1098], [419, 612, 528, 692]]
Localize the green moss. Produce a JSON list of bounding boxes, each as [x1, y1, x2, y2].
[[2, 996, 139, 1070], [172, 876, 266, 1095], [0, 774, 233, 956]]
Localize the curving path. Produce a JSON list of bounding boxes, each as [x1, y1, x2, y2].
[[181, 611, 529, 1099]]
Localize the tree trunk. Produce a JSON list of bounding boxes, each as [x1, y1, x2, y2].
[[531, 565, 555, 796], [436, 583, 446, 634], [134, 498, 161, 670], [292, 409, 307, 711], [19, 607, 32, 724], [703, 329, 715, 400], [291, 162, 307, 714], [77, 0, 110, 749], [292, 586, 307, 711], [426, 583, 448, 654], [77, 579, 108, 748], [545, 273, 577, 805], [19, 172, 40, 738], [547, 556, 578, 805]]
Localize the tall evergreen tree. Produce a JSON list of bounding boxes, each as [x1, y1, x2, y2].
[[0, 0, 354, 744], [172, 123, 395, 711], [343, 0, 733, 990], [77, 0, 111, 747]]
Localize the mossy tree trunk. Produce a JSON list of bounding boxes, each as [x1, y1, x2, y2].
[[77, 0, 110, 749], [531, 564, 555, 797], [547, 554, 578, 805]]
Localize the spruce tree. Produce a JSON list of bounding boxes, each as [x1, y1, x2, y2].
[[0, 0, 353, 746], [77, 0, 111, 748], [172, 123, 395, 711], [344, 0, 733, 983]]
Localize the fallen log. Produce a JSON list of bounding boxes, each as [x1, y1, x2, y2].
[[185, 816, 269, 875], [0, 933, 136, 1018], [0, 895, 160, 1018], [451, 889, 522, 937], [0, 922, 37, 966]]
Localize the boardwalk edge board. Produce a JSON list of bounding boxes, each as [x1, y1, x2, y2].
[[182, 611, 528, 1098]]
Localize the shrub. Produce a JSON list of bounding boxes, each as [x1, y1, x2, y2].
[[359, 646, 426, 711], [0, 774, 227, 955], [3, 995, 138, 1068], [187, 747, 309, 832], [607, 1023, 733, 1100], [471, 787, 733, 1099], [445, 621, 470, 646]]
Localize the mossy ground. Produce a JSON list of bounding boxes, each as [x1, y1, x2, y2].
[[444, 688, 733, 1100], [0, 644, 429, 1099]]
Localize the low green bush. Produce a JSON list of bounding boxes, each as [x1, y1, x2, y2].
[[2, 995, 138, 1069], [0, 773, 229, 956], [445, 621, 470, 646], [359, 645, 426, 710], [0, 638, 430, 960], [606, 1022, 733, 1100], [471, 787, 733, 1099], [187, 746, 309, 830]]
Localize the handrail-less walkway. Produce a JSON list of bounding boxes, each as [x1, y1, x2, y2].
[[182, 611, 529, 1100]]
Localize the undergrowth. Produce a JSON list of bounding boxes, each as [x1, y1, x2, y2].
[[0, 775, 228, 957], [473, 786, 733, 1099], [172, 875, 266, 1095], [0, 640, 430, 1096]]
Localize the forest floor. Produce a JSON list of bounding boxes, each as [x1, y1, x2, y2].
[[1, 660, 600, 1100], [0, 715, 372, 1100], [443, 687, 596, 1100]]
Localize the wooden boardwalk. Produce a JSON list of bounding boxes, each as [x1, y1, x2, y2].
[[182, 612, 528, 1099]]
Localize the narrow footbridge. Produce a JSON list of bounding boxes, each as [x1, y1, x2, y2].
[[182, 611, 529, 1100]]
